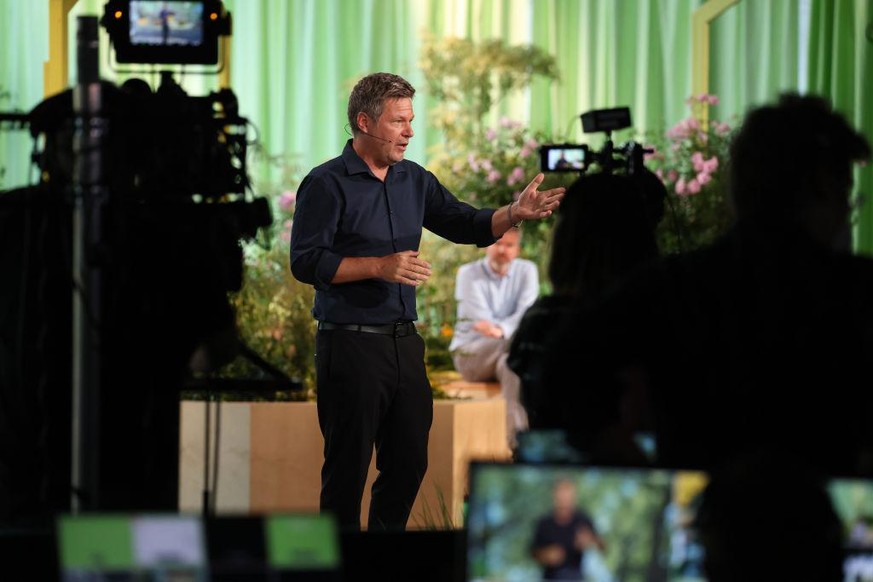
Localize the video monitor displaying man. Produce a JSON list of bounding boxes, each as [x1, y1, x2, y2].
[[129, 1, 205, 47]]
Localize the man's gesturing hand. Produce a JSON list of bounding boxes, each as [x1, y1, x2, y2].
[[379, 250, 432, 286], [515, 173, 566, 221]]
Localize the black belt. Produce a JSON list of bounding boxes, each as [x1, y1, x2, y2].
[[317, 321, 417, 337]]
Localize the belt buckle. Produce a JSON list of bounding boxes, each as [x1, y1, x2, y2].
[[393, 322, 404, 337]]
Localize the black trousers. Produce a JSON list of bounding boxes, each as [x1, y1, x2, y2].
[[315, 328, 433, 531]]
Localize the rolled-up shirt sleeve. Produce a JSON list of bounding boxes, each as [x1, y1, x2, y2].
[[289, 174, 343, 290]]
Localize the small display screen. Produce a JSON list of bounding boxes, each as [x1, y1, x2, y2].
[[541, 145, 587, 172], [129, 1, 205, 47]]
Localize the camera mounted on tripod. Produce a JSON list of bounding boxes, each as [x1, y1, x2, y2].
[[540, 106, 651, 176]]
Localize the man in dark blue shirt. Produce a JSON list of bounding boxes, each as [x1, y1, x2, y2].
[[289, 72, 565, 531], [530, 477, 605, 580]]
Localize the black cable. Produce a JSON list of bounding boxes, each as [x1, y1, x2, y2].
[[202, 391, 211, 517], [211, 396, 221, 515]]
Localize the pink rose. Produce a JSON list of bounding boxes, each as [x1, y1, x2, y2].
[[675, 177, 687, 195], [713, 121, 731, 135], [507, 166, 525, 186], [686, 179, 701, 195], [704, 156, 719, 173], [279, 190, 296, 212]]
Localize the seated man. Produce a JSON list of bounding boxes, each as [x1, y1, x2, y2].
[[449, 226, 539, 451]]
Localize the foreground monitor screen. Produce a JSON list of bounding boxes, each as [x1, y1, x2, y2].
[[466, 461, 873, 582], [57, 512, 341, 581]]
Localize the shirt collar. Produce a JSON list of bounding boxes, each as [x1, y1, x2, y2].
[[341, 138, 409, 178], [482, 257, 513, 279]]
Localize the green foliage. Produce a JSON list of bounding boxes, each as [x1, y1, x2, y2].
[[419, 32, 561, 146], [412, 485, 457, 530], [417, 230, 478, 376], [219, 148, 318, 399], [223, 237, 317, 400]]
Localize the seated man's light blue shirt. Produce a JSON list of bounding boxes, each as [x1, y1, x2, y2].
[[449, 257, 540, 352]]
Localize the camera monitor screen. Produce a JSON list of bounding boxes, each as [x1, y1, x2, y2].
[[129, 1, 204, 47], [540, 145, 587, 173], [466, 460, 873, 582], [57, 513, 207, 581], [466, 461, 710, 582], [103, 0, 226, 65]]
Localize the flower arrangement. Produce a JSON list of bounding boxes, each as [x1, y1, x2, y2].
[[644, 94, 738, 254], [426, 116, 553, 209]]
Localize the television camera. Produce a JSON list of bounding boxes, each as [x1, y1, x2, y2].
[[540, 106, 651, 176], [0, 0, 290, 518]]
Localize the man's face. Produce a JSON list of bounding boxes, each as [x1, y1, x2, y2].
[[553, 480, 577, 514], [366, 97, 414, 167], [486, 229, 521, 274]]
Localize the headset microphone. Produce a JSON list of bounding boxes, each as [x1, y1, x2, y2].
[[360, 131, 393, 144]]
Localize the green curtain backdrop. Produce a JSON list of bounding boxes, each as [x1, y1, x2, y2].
[[709, 0, 803, 116], [0, 0, 50, 191], [806, 0, 873, 253], [1, 0, 871, 249], [528, 0, 705, 145]]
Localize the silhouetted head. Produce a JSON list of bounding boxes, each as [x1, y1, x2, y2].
[[548, 169, 666, 300], [728, 93, 870, 245], [696, 448, 845, 582]]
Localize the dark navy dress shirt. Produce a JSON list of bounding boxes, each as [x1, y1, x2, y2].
[[290, 139, 497, 324]]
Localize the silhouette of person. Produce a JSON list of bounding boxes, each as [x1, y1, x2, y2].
[[508, 169, 666, 462], [537, 92, 873, 476], [695, 448, 845, 582], [554, 152, 573, 170], [158, 4, 174, 45]]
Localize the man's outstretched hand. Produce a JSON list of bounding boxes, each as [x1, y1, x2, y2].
[[515, 173, 566, 221]]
